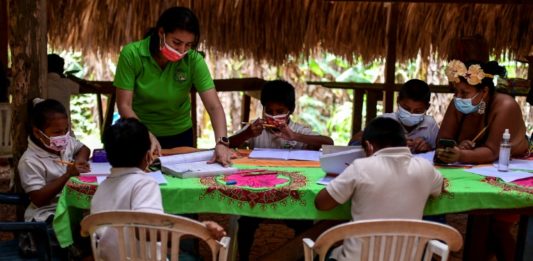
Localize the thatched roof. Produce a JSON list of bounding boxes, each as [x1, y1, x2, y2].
[[47, 1, 533, 64]]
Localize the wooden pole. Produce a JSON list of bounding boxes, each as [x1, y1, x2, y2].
[[8, 0, 47, 167], [384, 3, 398, 113], [0, 0, 7, 68]]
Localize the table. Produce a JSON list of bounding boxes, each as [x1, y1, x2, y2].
[[53, 161, 533, 259]]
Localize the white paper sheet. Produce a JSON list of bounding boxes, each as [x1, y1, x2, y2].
[[466, 167, 533, 182], [162, 161, 237, 178], [320, 148, 365, 174], [413, 151, 435, 163], [493, 159, 533, 171], [249, 148, 321, 161], [158, 150, 214, 165], [316, 176, 336, 185], [82, 162, 112, 176]]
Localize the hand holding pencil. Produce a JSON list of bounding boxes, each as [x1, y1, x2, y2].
[[458, 126, 487, 150]]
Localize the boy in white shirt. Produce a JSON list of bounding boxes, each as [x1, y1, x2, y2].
[[91, 118, 226, 260], [315, 117, 443, 261]]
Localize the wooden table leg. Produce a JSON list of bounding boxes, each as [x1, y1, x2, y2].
[[516, 215, 533, 261], [463, 214, 491, 261]]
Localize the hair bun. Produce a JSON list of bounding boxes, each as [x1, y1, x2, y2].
[[484, 61, 507, 77], [32, 97, 45, 107]]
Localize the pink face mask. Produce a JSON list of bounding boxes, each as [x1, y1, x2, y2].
[[39, 130, 70, 152], [160, 34, 188, 62]]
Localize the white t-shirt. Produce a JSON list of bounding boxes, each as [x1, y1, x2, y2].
[[47, 73, 79, 116], [240, 120, 318, 149], [18, 137, 85, 221], [91, 167, 164, 261], [326, 147, 443, 261], [381, 112, 439, 150]]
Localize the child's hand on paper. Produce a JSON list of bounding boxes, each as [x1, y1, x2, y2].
[[407, 137, 431, 153], [74, 160, 91, 173], [203, 221, 227, 240]]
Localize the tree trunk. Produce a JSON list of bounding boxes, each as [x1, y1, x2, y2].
[[8, 0, 47, 181]]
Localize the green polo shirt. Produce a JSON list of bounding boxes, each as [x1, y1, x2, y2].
[[113, 37, 214, 136]]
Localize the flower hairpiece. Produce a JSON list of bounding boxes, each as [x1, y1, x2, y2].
[[445, 60, 494, 85]]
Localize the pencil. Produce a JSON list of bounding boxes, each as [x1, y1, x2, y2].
[[55, 159, 74, 166], [240, 121, 277, 128], [472, 126, 488, 143]]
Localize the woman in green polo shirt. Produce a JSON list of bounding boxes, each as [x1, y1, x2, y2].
[[114, 7, 232, 166]]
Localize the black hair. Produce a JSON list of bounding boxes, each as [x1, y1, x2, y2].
[[398, 79, 430, 105], [147, 7, 200, 57], [260, 80, 296, 113], [31, 99, 68, 130], [47, 54, 65, 75], [362, 117, 406, 149], [102, 118, 151, 168]]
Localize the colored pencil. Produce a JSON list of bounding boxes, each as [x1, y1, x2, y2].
[[472, 127, 488, 143]]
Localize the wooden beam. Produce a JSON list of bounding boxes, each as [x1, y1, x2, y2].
[[307, 81, 461, 95], [326, 0, 532, 4], [0, 0, 7, 68], [9, 0, 47, 162], [352, 90, 364, 135], [384, 3, 398, 113]]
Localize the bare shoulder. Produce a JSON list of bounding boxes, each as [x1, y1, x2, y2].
[[491, 93, 521, 113]]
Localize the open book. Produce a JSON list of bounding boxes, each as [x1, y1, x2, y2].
[[319, 146, 365, 174], [248, 148, 321, 161], [159, 150, 237, 178]]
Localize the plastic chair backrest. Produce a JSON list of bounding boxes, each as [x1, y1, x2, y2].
[[81, 210, 231, 261], [303, 219, 463, 261], [0, 103, 12, 157]]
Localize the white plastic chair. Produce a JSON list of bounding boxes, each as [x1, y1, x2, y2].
[[302, 219, 463, 261], [81, 211, 231, 261], [0, 103, 12, 159]]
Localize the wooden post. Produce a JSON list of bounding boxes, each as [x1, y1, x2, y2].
[[352, 89, 364, 136], [384, 3, 398, 113], [8, 0, 47, 167], [0, 0, 7, 68]]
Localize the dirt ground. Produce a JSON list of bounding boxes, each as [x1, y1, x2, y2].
[[0, 162, 509, 261]]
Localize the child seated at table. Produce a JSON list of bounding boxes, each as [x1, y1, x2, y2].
[[229, 80, 333, 260], [315, 117, 443, 261], [229, 79, 333, 150], [91, 118, 226, 260], [18, 98, 91, 256], [349, 79, 438, 153]]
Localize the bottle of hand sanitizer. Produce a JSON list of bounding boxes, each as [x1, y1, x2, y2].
[[498, 129, 511, 172]]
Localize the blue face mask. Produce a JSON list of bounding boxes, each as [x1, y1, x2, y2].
[[397, 105, 424, 127], [454, 92, 480, 114]]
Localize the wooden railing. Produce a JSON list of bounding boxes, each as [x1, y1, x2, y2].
[[307, 81, 529, 136]]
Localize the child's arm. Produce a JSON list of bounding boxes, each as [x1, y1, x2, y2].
[[275, 122, 333, 150], [229, 120, 264, 148], [28, 164, 80, 207], [315, 188, 340, 210]]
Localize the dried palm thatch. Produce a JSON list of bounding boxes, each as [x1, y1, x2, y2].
[[47, 1, 532, 64]]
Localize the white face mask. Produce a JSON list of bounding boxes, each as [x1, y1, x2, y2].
[[264, 112, 289, 124], [39, 130, 70, 152], [397, 106, 424, 127]]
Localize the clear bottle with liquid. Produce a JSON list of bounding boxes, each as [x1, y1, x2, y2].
[[498, 129, 511, 172]]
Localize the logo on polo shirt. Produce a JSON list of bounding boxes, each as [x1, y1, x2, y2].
[[175, 71, 187, 82]]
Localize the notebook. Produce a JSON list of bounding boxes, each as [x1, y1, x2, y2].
[[248, 148, 321, 161], [319, 147, 365, 174], [159, 150, 238, 178]]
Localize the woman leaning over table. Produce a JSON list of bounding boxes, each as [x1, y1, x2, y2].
[[436, 59, 528, 261], [436, 60, 528, 164], [114, 7, 232, 166]]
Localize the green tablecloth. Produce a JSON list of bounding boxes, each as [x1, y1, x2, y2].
[[53, 165, 533, 248]]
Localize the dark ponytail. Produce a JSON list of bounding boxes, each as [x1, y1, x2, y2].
[[148, 7, 201, 56]]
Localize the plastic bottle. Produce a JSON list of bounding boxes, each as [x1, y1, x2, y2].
[[498, 129, 511, 172]]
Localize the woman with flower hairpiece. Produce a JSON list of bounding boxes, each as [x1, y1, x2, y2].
[[436, 60, 528, 164]]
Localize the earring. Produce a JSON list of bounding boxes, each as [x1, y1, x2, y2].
[[478, 100, 486, 114]]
